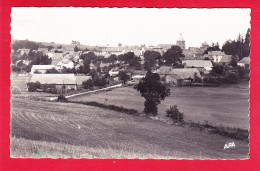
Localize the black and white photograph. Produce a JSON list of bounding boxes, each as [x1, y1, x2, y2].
[[10, 8, 250, 159]]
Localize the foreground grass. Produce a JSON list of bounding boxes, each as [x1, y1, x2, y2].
[[11, 98, 249, 159], [10, 137, 176, 159]]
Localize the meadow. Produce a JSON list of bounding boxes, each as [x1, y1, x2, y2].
[[70, 83, 250, 129]]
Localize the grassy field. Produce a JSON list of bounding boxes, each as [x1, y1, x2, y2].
[[11, 98, 249, 159], [70, 83, 249, 129]]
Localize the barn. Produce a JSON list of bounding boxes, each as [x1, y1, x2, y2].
[[27, 74, 77, 93]]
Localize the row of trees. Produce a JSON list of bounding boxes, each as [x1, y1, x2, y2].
[[11, 39, 55, 52], [203, 28, 250, 60], [11, 51, 52, 72], [222, 29, 250, 60], [144, 46, 184, 71]]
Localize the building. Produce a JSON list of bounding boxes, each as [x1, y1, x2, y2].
[[176, 33, 185, 50], [182, 60, 213, 72], [30, 65, 56, 74], [57, 59, 74, 70], [208, 51, 225, 63], [219, 55, 232, 65], [155, 66, 201, 85], [238, 56, 250, 68], [28, 74, 77, 92]]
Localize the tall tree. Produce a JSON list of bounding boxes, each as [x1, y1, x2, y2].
[[143, 50, 161, 71], [222, 29, 251, 60], [163, 46, 184, 67], [135, 71, 170, 116]]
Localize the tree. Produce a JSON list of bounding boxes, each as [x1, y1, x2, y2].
[[210, 63, 224, 75], [108, 54, 118, 64], [204, 43, 220, 54], [118, 71, 130, 84], [57, 45, 62, 49], [229, 55, 238, 68], [143, 50, 161, 71], [135, 71, 170, 116], [222, 29, 251, 60], [47, 45, 54, 51], [16, 60, 26, 71], [243, 28, 251, 57], [11, 39, 39, 52], [27, 81, 41, 92], [74, 46, 80, 52], [46, 67, 59, 73], [162, 46, 184, 67], [82, 79, 94, 89]]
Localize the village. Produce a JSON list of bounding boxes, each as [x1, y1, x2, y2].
[[6, 6, 253, 161], [11, 33, 250, 95]]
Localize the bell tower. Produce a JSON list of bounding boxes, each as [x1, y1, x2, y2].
[[176, 33, 185, 50]]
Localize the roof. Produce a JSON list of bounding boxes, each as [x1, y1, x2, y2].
[[132, 75, 145, 79], [238, 57, 250, 64], [29, 74, 77, 85], [155, 66, 173, 75], [18, 48, 30, 51], [62, 59, 73, 64], [102, 47, 124, 52], [182, 60, 213, 68], [219, 55, 232, 63], [100, 63, 110, 68], [52, 53, 63, 59], [209, 51, 224, 56], [31, 65, 56, 70], [170, 68, 201, 80], [75, 75, 92, 85]]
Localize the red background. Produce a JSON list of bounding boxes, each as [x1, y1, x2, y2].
[[0, 0, 259, 170]]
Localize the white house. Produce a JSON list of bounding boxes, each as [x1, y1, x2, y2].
[[30, 65, 56, 74], [109, 69, 119, 77], [57, 59, 74, 70]]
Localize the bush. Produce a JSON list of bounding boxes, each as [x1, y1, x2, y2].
[[166, 105, 184, 123], [93, 76, 107, 88], [82, 79, 94, 89], [27, 82, 41, 92], [57, 94, 68, 102]]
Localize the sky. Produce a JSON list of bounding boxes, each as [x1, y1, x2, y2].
[[11, 8, 251, 48]]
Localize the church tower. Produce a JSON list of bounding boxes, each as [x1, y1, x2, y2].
[[176, 33, 186, 50]]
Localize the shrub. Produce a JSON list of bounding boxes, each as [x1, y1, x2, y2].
[[93, 76, 107, 88], [27, 81, 41, 92], [166, 105, 184, 123], [57, 94, 68, 102], [11, 86, 21, 94], [82, 79, 94, 89]]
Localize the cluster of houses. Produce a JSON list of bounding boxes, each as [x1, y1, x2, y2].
[[12, 35, 250, 92]]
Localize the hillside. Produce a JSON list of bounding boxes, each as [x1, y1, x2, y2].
[[10, 98, 249, 159]]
